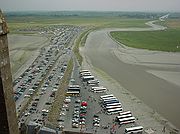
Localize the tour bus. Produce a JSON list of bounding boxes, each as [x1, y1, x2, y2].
[[79, 70, 90, 74], [91, 86, 104, 90], [100, 94, 114, 100], [68, 85, 80, 89], [119, 111, 132, 116], [88, 83, 98, 87], [125, 126, 143, 134], [82, 76, 94, 82], [103, 100, 119, 105], [119, 117, 135, 125], [102, 98, 119, 103], [101, 96, 117, 101], [91, 87, 107, 93], [80, 72, 91, 78], [104, 102, 122, 107], [93, 88, 107, 93], [105, 105, 122, 110], [87, 79, 99, 85], [80, 70, 91, 74], [106, 107, 123, 115], [66, 91, 80, 96], [101, 98, 119, 104], [116, 114, 132, 121], [68, 85, 80, 93]]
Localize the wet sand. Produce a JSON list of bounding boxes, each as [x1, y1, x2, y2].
[[81, 20, 180, 132], [8, 34, 49, 79]]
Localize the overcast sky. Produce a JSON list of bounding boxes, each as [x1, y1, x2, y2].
[[1, 0, 180, 12]]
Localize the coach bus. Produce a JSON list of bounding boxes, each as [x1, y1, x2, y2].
[[105, 105, 122, 110], [116, 114, 132, 121], [100, 94, 114, 100], [106, 107, 123, 115], [119, 111, 132, 116], [82, 76, 94, 82], [87, 79, 99, 85], [91, 87, 107, 93], [101, 96, 117, 101], [125, 126, 143, 134], [80, 72, 91, 77], [104, 102, 122, 108], [119, 117, 135, 125], [103, 99, 119, 105], [79, 70, 90, 74], [66, 91, 80, 96]]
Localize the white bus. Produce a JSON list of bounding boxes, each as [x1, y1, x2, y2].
[[94, 89, 107, 93], [82, 76, 94, 82], [100, 94, 114, 100], [125, 126, 143, 134], [91, 87, 107, 93], [87, 79, 99, 85], [103, 100, 119, 105], [88, 83, 98, 87], [104, 102, 122, 107], [101, 97, 117, 101], [79, 70, 90, 74], [105, 105, 122, 110], [80, 73, 91, 77], [119, 117, 135, 125], [119, 111, 132, 116], [66, 91, 80, 96], [68, 85, 80, 89], [106, 107, 123, 115], [68, 85, 80, 92], [116, 114, 132, 121]]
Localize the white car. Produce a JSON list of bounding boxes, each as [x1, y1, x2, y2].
[[94, 123, 100, 127], [64, 98, 71, 103], [24, 112, 30, 117], [24, 95, 30, 98], [72, 123, 79, 128]]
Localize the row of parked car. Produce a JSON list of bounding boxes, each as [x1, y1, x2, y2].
[[72, 99, 88, 128], [17, 25, 80, 126], [79, 69, 144, 133]]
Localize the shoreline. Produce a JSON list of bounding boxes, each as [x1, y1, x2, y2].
[[80, 16, 180, 133], [80, 47, 179, 134]]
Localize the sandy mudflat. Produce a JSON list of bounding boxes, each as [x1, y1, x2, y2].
[[80, 19, 180, 133], [81, 47, 179, 134], [8, 34, 49, 79]]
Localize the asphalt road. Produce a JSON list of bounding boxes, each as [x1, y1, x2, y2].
[[84, 22, 180, 129]]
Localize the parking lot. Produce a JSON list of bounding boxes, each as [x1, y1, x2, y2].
[[13, 25, 82, 127], [58, 56, 144, 134], [13, 25, 144, 133]]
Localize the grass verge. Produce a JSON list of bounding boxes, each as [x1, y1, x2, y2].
[[47, 58, 73, 128], [73, 28, 94, 65]]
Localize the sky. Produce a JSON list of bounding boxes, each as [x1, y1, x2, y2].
[[1, 0, 180, 12]]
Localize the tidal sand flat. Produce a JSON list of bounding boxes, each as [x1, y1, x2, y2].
[[81, 25, 180, 132], [8, 34, 49, 79]]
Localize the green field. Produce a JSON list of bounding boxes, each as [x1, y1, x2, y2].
[[7, 16, 149, 33], [111, 19, 180, 52]]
